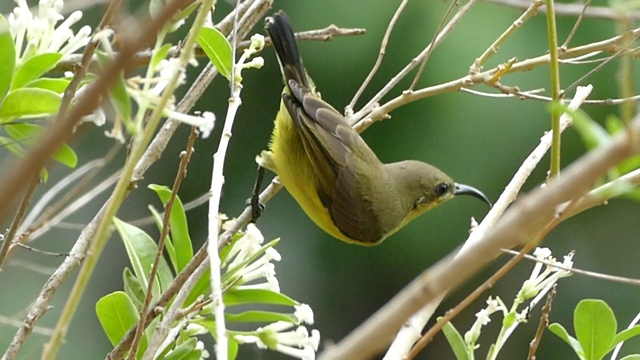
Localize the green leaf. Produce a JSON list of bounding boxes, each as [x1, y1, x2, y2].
[[223, 289, 297, 307], [5, 123, 77, 168], [151, 43, 173, 70], [12, 53, 63, 89], [620, 355, 640, 360], [149, 184, 193, 273], [96, 291, 147, 354], [605, 115, 625, 135], [228, 336, 238, 360], [123, 268, 145, 310], [0, 88, 61, 119], [0, 14, 16, 99], [163, 338, 201, 360], [184, 266, 210, 307], [24, 78, 71, 94], [549, 323, 584, 358], [108, 74, 132, 124], [113, 218, 175, 299], [613, 325, 640, 348], [440, 318, 470, 360], [572, 110, 611, 151], [575, 299, 616, 360], [226, 310, 296, 324], [0, 135, 27, 158], [197, 27, 232, 80], [149, 205, 177, 271]]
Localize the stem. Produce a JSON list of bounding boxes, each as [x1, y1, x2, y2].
[[545, 0, 562, 179]]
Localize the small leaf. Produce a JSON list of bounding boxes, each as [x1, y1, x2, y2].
[[149, 205, 177, 270], [5, 123, 77, 168], [440, 318, 470, 360], [620, 355, 640, 360], [0, 88, 61, 119], [184, 266, 210, 307], [605, 115, 625, 135], [0, 135, 27, 158], [226, 310, 296, 324], [151, 43, 172, 69], [197, 27, 232, 80], [549, 323, 584, 358], [228, 336, 239, 360], [572, 110, 611, 150], [612, 325, 640, 348], [163, 338, 200, 360], [223, 289, 297, 307], [108, 73, 132, 124], [24, 78, 71, 94], [123, 268, 145, 310], [149, 184, 193, 273], [113, 218, 174, 299], [96, 292, 143, 347], [575, 299, 616, 360], [12, 53, 63, 89], [0, 14, 16, 99]]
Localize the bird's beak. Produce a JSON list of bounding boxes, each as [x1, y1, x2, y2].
[[454, 183, 492, 207]]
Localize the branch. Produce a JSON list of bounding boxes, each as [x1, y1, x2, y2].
[[485, 0, 640, 20], [53, 26, 365, 73]]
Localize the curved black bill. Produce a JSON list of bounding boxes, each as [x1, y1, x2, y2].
[[454, 183, 492, 207]]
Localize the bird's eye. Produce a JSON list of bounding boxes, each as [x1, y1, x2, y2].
[[435, 182, 450, 197]]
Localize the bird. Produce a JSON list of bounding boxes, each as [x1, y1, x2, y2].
[[254, 11, 490, 246]]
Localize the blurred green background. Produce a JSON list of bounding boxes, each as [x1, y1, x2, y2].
[[1, 0, 640, 358]]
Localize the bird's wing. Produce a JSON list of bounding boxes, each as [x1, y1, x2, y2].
[[283, 80, 383, 243]]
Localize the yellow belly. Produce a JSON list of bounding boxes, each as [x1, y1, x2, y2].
[[269, 101, 354, 243]]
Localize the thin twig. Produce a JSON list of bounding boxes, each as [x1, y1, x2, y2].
[[502, 249, 640, 286], [527, 286, 556, 360], [353, 28, 640, 132], [0, 174, 39, 269], [560, 0, 591, 49], [54, 26, 365, 73], [129, 127, 198, 359], [485, 0, 640, 20], [469, 0, 544, 75], [408, 0, 459, 90], [545, 0, 562, 179], [346, 0, 408, 115], [349, 0, 480, 125]]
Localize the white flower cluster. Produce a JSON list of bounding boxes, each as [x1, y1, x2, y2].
[[226, 224, 321, 359], [463, 247, 573, 358], [8, 0, 91, 64]]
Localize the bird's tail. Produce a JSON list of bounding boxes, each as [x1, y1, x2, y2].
[[265, 11, 310, 89]]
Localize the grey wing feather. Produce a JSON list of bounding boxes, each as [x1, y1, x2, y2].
[[284, 80, 384, 243]]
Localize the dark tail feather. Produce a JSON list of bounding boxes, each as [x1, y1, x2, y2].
[[265, 11, 309, 88]]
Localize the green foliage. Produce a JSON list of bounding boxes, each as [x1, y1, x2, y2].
[[0, 14, 78, 171], [560, 103, 640, 201], [549, 299, 640, 360], [0, 14, 16, 99], [440, 319, 470, 360], [197, 27, 233, 80], [98, 187, 314, 359], [96, 291, 148, 359]]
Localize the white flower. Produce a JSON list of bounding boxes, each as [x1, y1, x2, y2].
[[164, 109, 215, 139], [235, 321, 320, 360], [225, 223, 265, 269], [464, 296, 504, 346], [8, 0, 91, 63], [518, 248, 573, 302], [294, 304, 315, 325]]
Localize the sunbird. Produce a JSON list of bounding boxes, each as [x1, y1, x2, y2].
[[255, 11, 490, 246]]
